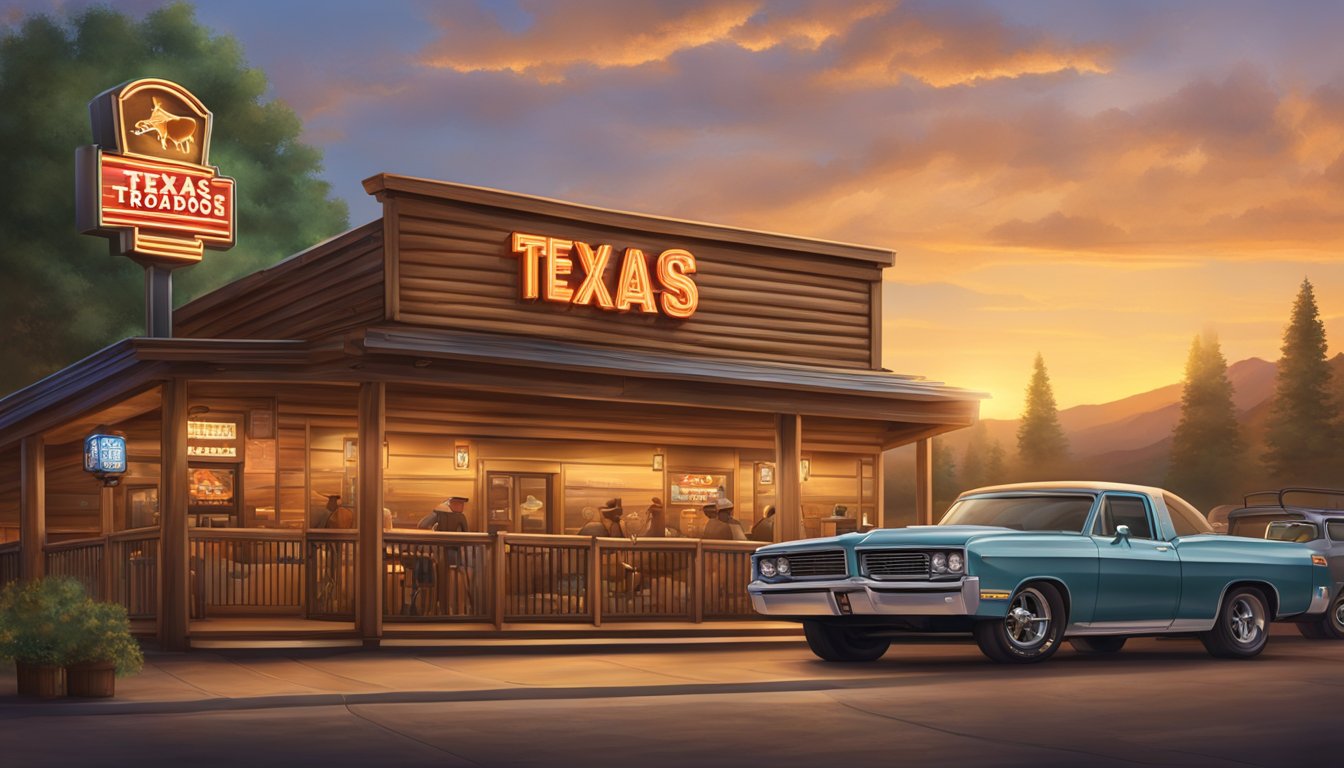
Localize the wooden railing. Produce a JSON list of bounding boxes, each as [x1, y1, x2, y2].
[[0, 542, 19, 589], [45, 537, 105, 600], [501, 534, 591, 622], [597, 538, 696, 620], [26, 529, 761, 627], [306, 531, 358, 620], [189, 529, 306, 617], [701, 541, 759, 619], [383, 531, 493, 621], [108, 529, 159, 620]]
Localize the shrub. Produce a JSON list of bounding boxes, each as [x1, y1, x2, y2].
[[0, 576, 87, 666], [66, 600, 143, 676]]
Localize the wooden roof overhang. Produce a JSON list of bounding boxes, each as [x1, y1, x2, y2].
[[349, 325, 985, 448], [0, 337, 336, 450], [0, 327, 983, 452]]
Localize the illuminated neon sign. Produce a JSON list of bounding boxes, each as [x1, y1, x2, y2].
[[508, 232, 698, 319], [77, 78, 235, 265]]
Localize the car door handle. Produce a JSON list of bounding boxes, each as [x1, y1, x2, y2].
[[1155, 546, 1170, 552]]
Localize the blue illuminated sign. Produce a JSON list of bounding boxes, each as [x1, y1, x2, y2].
[[84, 433, 128, 475]]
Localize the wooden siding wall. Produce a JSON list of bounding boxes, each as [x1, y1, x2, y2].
[[387, 385, 776, 449], [0, 448, 17, 542], [390, 196, 881, 370], [174, 223, 384, 340], [41, 411, 162, 538], [190, 383, 358, 525], [802, 416, 888, 454]]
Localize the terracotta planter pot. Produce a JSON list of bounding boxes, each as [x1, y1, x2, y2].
[[15, 661, 66, 699], [66, 660, 117, 698]]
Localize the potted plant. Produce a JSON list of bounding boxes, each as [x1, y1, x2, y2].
[[0, 576, 86, 698], [64, 599, 143, 698]]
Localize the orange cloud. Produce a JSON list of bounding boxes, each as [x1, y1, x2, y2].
[[819, 8, 1110, 88], [418, 1, 1110, 88], [420, 1, 761, 82]]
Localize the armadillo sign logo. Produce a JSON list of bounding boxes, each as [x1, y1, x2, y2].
[[77, 78, 235, 265]]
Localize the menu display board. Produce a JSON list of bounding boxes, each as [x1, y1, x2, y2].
[[669, 473, 729, 506]]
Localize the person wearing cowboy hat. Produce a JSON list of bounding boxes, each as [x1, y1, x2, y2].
[[701, 498, 746, 540], [599, 497, 626, 537], [418, 496, 469, 533]]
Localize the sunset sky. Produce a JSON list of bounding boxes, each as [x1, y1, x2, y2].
[[7, 0, 1344, 418]]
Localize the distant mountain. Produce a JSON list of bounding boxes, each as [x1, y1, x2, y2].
[[889, 354, 1344, 518], [942, 357, 1278, 461]]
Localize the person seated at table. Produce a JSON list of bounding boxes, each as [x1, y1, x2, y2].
[[750, 505, 776, 542], [702, 499, 746, 540], [418, 496, 469, 532], [312, 494, 353, 529]]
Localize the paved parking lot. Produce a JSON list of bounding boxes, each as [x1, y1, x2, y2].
[[2, 631, 1339, 767]]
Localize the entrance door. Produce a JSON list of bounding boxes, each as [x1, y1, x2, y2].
[[485, 473, 555, 534]]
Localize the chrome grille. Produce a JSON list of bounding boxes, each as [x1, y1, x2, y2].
[[861, 550, 930, 579], [780, 550, 847, 577]]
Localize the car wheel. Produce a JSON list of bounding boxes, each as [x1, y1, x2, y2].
[[1322, 593, 1344, 639], [1069, 636, 1127, 654], [973, 582, 1066, 664], [802, 621, 890, 662], [1201, 586, 1269, 659]]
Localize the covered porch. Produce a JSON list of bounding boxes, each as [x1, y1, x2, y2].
[[0, 330, 980, 649]]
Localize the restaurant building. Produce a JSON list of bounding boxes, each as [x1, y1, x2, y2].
[[0, 173, 983, 649]]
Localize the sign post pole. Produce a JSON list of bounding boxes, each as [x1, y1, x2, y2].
[[77, 78, 236, 339], [145, 264, 174, 338]]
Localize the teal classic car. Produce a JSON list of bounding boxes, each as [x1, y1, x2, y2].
[[749, 482, 1332, 664]]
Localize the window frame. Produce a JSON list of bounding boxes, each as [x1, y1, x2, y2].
[[1092, 492, 1157, 541]]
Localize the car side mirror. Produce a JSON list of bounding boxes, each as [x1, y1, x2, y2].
[[1112, 524, 1131, 545]]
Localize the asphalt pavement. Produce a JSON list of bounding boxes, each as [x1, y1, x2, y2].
[[2, 629, 1340, 767]]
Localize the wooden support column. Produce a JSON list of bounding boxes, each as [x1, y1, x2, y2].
[[775, 414, 802, 542], [19, 436, 45, 581], [159, 379, 189, 652], [101, 484, 115, 601], [915, 437, 933, 526], [356, 382, 385, 646], [874, 450, 886, 529]]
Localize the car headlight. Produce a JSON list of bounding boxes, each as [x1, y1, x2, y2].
[[759, 558, 777, 578], [776, 557, 791, 576], [947, 552, 964, 573], [931, 552, 948, 573]]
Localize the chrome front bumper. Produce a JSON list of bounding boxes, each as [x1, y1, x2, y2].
[[748, 576, 980, 617]]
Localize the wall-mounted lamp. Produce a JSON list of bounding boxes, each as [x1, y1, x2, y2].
[[800, 458, 811, 482], [454, 441, 471, 470], [652, 452, 664, 471]]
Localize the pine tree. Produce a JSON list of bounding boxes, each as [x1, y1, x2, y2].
[[1016, 353, 1069, 478], [1167, 332, 1245, 508], [1264, 279, 1342, 484]]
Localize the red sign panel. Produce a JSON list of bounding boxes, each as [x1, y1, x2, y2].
[[99, 154, 234, 243], [77, 78, 236, 266]]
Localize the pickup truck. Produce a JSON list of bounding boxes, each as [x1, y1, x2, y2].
[[749, 481, 1332, 664]]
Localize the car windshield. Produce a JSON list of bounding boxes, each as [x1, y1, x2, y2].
[[1265, 521, 1321, 543], [940, 494, 1095, 532]]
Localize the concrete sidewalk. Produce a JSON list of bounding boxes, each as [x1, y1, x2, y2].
[[2, 635, 965, 717]]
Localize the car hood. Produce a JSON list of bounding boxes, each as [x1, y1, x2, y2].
[[755, 525, 1023, 553], [853, 525, 1024, 548]]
